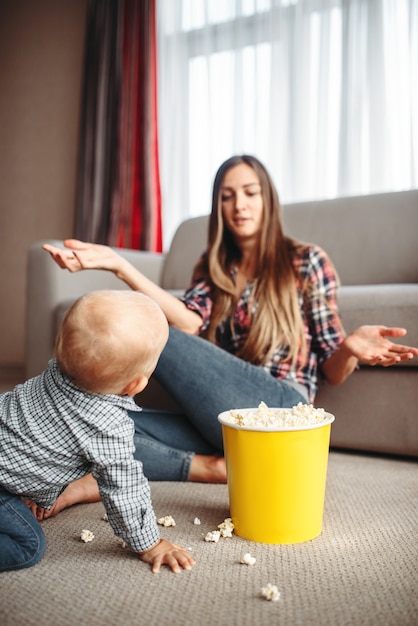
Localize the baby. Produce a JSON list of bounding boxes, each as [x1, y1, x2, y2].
[[0, 290, 195, 574]]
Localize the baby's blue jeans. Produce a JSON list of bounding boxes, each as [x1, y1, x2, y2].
[[0, 487, 46, 572], [131, 326, 308, 481]]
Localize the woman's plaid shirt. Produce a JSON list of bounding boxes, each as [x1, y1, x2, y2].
[[182, 244, 345, 402]]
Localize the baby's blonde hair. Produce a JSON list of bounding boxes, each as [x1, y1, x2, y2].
[[55, 290, 168, 394]]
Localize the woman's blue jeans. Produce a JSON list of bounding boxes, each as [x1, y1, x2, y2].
[[0, 488, 46, 572], [131, 326, 307, 482]]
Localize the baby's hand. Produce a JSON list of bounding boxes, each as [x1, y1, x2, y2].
[[139, 538, 195, 573]]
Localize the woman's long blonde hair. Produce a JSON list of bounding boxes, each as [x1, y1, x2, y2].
[[194, 155, 306, 367]]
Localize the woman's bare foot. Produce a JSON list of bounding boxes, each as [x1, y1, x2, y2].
[[24, 474, 101, 521], [189, 455, 227, 483]]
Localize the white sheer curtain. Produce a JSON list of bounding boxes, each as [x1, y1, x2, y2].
[[157, 0, 418, 248]]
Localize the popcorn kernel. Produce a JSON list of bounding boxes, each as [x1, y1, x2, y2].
[[240, 552, 256, 565], [80, 529, 95, 543], [157, 515, 176, 527], [205, 530, 221, 543], [261, 583, 281, 602]]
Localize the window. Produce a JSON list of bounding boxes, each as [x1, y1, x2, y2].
[[157, 0, 418, 247]]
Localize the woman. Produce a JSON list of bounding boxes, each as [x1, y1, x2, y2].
[[41, 155, 417, 515]]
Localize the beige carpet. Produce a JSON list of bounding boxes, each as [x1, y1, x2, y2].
[[0, 452, 417, 626]]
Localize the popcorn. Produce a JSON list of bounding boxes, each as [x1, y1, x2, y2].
[[227, 402, 327, 429], [102, 513, 108, 522], [80, 529, 95, 543], [261, 583, 281, 602], [204, 518, 234, 543], [218, 517, 234, 538], [157, 515, 176, 527], [193, 517, 201, 525], [240, 552, 256, 566], [205, 530, 221, 543]]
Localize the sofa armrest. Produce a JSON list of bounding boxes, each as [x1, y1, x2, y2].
[[26, 240, 166, 378]]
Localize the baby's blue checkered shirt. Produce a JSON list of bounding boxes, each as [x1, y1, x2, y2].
[[0, 360, 159, 552]]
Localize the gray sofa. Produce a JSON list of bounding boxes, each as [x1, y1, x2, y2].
[[26, 189, 418, 457]]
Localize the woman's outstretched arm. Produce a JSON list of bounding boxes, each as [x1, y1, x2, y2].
[[42, 239, 203, 334]]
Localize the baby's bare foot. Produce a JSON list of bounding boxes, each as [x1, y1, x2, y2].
[[189, 455, 227, 483], [24, 474, 101, 521]]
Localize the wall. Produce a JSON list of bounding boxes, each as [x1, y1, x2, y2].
[[0, 0, 87, 374]]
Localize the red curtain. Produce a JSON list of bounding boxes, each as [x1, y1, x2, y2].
[[75, 0, 162, 252]]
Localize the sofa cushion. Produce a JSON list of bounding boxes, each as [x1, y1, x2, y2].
[[282, 190, 418, 285]]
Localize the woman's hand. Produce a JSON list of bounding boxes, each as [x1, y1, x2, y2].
[[42, 239, 124, 274], [322, 325, 418, 386], [344, 325, 418, 367], [139, 538, 196, 574]]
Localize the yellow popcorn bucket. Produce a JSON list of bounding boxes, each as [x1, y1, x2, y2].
[[218, 409, 335, 544]]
